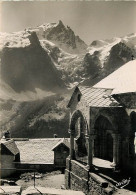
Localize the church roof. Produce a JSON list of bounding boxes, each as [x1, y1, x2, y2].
[[94, 60, 136, 95], [67, 86, 119, 108], [78, 86, 119, 107]]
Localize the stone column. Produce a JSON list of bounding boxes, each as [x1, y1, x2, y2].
[[112, 133, 120, 169], [102, 132, 107, 159], [69, 129, 75, 160], [86, 134, 95, 170]]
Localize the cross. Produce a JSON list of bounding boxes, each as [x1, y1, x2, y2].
[[131, 54, 134, 60]]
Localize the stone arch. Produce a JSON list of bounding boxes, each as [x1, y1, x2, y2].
[[94, 115, 114, 162], [70, 110, 89, 159], [92, 109, 118, 131], [70, 110, 89, 137], [94, 115, 114, 131]]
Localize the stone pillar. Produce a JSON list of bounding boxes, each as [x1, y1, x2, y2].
[[69, 129, 75, 160], [112, 133, 121, 169], [102, 132, 107, 159], [86, 134, 95, 170]]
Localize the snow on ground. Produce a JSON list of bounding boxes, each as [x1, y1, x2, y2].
[[16, 171, 65, 191]]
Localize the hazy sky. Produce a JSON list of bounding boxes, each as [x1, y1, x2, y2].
[[1, 1, 136, 44]]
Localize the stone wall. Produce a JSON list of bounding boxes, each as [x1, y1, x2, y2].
[[1, 155, 16, 178], [88, 173, 114, 195], [65, 158, 115, 195], [65, 158, 89, 194]]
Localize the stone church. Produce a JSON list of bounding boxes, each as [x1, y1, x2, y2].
[[65, 60, 136, 194]]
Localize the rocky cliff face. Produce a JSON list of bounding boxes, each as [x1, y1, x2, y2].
[[83, 52, 101, 78], [1, 32, 65, 93], [82, 34, 135, 86], [104, 42, 133, 72]]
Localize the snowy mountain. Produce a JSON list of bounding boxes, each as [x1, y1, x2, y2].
[[0, 21, 136, 138], [46, 32, 135, 87], [27, 20, 87, 54], [1, 22, 135, 91], [88, 33, 136, 68], [1, 22, 135, 97], [81, 33, 135, 86], [39, 30, 136, 87]]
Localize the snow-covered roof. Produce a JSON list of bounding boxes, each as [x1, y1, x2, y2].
[[15, 138, 63, 164], [94, 60, 136, 95], [52, 138, 70, 151]]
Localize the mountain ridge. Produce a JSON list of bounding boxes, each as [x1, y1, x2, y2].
[[1, 22, 135, 95], [0, 21, 136, 138]]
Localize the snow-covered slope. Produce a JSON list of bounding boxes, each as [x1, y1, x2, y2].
[[0, 31, 30, 49], [88, 33, 136, 68], [88, 38, 121, 67]]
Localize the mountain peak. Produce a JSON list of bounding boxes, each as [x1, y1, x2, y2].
[[58, 20, 64, 27], [29, 21, 87, 54]]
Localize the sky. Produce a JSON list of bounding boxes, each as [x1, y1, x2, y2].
[[1, 1, 136, 44]]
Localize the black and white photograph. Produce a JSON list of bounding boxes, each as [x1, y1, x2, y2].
[[0, 1, 136, 194]]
